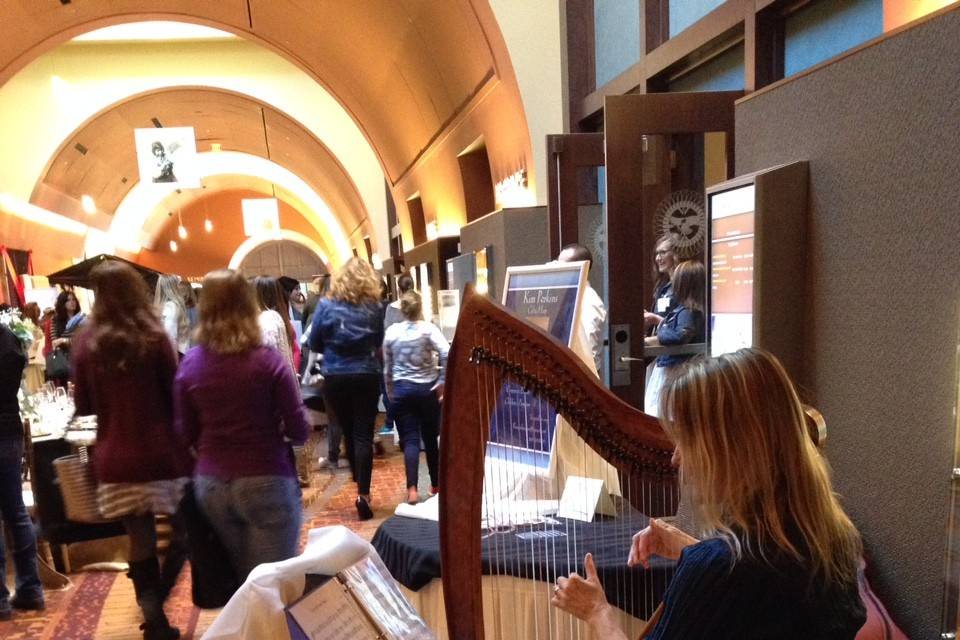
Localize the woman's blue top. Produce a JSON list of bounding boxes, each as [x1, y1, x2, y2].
[[648, 538, 866, 639]]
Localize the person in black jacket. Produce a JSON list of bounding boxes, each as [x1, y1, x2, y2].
[[0, 324, 44, 620]]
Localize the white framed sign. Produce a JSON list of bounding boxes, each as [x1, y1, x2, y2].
[[488, 261, 589, 467]]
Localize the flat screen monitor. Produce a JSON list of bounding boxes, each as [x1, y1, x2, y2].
[[709, 184, 755, 357]]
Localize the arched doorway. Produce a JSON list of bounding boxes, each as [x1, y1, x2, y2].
[[237, 239, 326, 281]]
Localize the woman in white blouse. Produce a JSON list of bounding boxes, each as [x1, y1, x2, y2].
[[155, 274, 190, 357], [254, 276, 296, 374], [382, 290, 449, 504]]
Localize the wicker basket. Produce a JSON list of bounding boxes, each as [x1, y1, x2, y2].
[[53, 451, 111, 524]]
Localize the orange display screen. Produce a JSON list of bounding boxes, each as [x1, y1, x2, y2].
[[709, 185, 755, 356]]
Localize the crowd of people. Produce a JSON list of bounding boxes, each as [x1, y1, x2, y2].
[[0, 243, 871, 638], [0, 257, 448, 638]]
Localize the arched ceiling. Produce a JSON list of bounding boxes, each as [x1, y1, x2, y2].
[[33, 87, 369, 243], [0, 0, 525, 188]]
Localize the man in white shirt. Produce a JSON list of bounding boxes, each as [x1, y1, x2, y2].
[[558, 243, 607, 375]]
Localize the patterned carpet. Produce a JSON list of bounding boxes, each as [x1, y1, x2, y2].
[[0, 438, 412, 640]]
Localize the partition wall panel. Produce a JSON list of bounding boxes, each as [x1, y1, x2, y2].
[[736, 9, 960, 637]]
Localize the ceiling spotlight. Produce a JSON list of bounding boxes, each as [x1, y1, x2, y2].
[[80, 195, 95, 214], [178, 224, 188, 240], [169, 240, 178, 252], [204, 218, 213, 233]]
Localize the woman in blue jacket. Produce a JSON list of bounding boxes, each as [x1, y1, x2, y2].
[[643, 260, 705, 416], [309, 258, 384, 520]]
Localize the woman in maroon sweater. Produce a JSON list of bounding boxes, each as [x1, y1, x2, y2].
[[72, 262, 192, 640], [174, 269, 308, 582]]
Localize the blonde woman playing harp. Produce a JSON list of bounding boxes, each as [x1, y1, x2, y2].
[[551, 348, 866, 639]]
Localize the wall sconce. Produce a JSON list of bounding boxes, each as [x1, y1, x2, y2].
[[426, 221, 439, 241]]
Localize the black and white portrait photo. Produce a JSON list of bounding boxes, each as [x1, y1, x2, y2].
[[134, 126, 200, 188]]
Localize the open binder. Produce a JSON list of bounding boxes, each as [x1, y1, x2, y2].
[[285, 554, 435, 640]]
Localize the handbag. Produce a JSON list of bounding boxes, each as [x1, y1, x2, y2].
[[45, 348, 70, 379], [179, 481, 241, 608]]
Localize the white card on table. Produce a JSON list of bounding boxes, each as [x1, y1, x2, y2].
[[556, 475, 606, 522]]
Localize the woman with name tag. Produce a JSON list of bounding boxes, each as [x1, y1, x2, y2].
[[552, 348, 866, 638], [643, 233, 680, 331]]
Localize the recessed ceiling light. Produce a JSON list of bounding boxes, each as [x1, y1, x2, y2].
[[80, 195, 95, 214], [169, 240, 178, 252]]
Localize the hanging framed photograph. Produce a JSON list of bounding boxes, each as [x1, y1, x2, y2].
[[134, 126, 201, 187]]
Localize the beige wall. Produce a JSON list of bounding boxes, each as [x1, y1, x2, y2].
[[489, 0, 566, 206]]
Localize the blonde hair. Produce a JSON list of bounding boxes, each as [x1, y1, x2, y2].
[[329, 257, 381, 305], [660, 348, 862, 587], [399, 290, 423, 321], [194, 270, 262, 354], [154, 273, 188, 339]]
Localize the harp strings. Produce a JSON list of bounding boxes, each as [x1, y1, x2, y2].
[[470, 318, 678, 638]]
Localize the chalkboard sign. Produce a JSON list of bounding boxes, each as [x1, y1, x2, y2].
[[488, 262, 588, 467]]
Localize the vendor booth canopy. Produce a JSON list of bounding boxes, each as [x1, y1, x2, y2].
[[46, 254, 162, 289]]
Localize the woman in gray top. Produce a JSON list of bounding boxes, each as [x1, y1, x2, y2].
[[382, 290, 449, 504]]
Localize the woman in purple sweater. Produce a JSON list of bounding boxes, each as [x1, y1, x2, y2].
[[73, 262, 192, 640], [174, 270, 309, 581]]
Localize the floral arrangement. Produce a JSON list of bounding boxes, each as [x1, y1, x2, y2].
[[0, 307, 35, 348]]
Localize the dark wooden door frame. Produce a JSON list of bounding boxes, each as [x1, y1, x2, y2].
[[546, 133, 605, 257], [604, 91, 742, 408]]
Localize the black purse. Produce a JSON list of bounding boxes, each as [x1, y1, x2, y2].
[[44, 348, 70, 379], [179, 482, 241, 608]]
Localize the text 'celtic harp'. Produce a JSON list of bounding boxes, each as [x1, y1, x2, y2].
[[439, 286, 679, 640]]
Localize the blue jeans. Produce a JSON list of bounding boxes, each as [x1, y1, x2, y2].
[[194, 475, 301, 581], [392, 380, 441, 489], [0, 438, 41, 602]]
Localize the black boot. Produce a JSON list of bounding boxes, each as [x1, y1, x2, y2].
[[127, 558, 181, 640], [159, 513, 189, 601]]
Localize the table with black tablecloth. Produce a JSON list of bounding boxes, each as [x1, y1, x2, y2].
[[372, 510, 675, 636]]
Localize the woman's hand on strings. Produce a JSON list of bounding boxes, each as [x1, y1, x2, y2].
[[628, 518, 699, 569], [552, 554, 628, 640], [552, 553, 607, 623]]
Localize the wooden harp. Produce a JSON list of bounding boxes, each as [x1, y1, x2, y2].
[[439, 286, 679, 639]]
